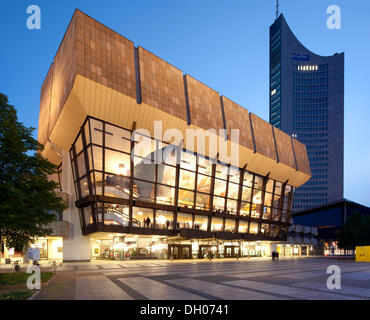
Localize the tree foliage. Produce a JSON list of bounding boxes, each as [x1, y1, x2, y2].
[[338, 210, 370, 250], [0, 93, 66, 249]]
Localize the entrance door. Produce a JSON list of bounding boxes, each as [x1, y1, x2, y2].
[[168, 245, 192, 259], [225, 246, 241, 258]]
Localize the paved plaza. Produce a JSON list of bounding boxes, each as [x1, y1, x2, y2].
[[27, 257, 370, 300]]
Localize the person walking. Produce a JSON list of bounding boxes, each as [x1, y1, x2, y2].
[[272, 251, 276, 261], [276, 251, 279, 261], [146, 217, 151, 228]]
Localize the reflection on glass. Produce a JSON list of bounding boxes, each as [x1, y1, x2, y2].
[[211, 217, 223, 232], [132, 207, 153, 228], [274, 181, 283, 195], [75, 134, 83, 155], [94, 172, 103, 195], [214, 179, 226, 197], [155, 210, 173, 229], [251, 203, 261, 219], [178, 189, 194, 208], [132, 133, 156, 159]]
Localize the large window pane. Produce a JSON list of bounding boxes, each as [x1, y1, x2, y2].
[[76, 152, 87, 178], [105, 149, 131, 176], [92, 146, 103, 171], [155, 210, 174, 230], [178, 189, 194, 208], [262, 206, 272, 220], [105, 123, 131, 152], [266, 179, 274, 193], [179, 170, 195, 190], [215, 163, 228, 180], [132, 207, 153, 228], [132, 133, 156, 159], [75, 134, 83, 155], [249, 222, 259, 234], [162, 145, 179, 166], [196, 193, 210, 210], [134, 157, 155, 182], [156, 185, 175, 206], [180, 151, 196, 171], [228, 166, 240, 183], [134, 180, 155, 203], [211, 217, 224, 232], [240, 202, 250, 217], [242, 186, 252, 202], [104, 204, 129, 227], [261, 223, 270, 236], [197, 156, 212, 176], [238, 220, 249, 233], [94, 172, 103, 195], [177, 213, 193, 229], [105, 174, 130, 199], [272, 193, 282, 208], [227, 182, 239, 199], [254, 175, 264, 190], [90, 118, 103, 146], [243, 171, 254, 187], [82, 206, 93, 226], [194, 215, 208, 231], [224, 219, 235, 232], [158, 164, 176, 186], [274, 181, 283, 195], [251, 205, 261, 219], [197, 174, 211, 194], [213, 196, 225, 211], [264, 192, 273, 207], [79, 177, 90, 198], [214, 179, 226, 197], [226, 199, 237, 215]]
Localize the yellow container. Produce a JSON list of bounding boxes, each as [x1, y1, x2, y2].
[[356, 246, 370, 262]]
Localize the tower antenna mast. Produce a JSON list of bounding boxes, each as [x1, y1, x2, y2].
[[276, 0, 280, 19]]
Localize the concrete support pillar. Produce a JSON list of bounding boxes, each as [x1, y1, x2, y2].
[[61, 150, 90, 262]]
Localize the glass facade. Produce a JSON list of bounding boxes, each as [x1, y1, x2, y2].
[[70, 117, 295, 241]]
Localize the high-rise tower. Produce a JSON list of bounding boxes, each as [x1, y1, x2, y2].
[[269, 14, 344, 210]]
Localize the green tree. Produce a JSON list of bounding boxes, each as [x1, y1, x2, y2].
[[0, 93, 66, 257], [338, 210, 366, 250]]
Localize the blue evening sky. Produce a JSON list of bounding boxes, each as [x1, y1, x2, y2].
[[1, 0, 369, 206]]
